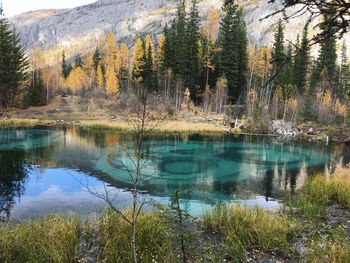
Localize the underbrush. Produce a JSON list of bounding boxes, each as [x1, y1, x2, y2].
[[0, 214, 80, 263], [202, 205, 299, 262]]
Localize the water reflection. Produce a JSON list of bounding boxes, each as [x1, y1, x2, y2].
[[0, 150, 29, 222], [0, 127, 348, 220]]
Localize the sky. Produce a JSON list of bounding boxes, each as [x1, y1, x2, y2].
[[2, 0, 97, 17]]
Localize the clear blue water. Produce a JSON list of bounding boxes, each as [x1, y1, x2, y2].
[[0, 127, 348, 221]]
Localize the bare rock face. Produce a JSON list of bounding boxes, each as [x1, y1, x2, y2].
[[8, 0, 314, 57], [269, 120, 301, 136]]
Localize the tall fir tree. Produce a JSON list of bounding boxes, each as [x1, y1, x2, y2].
[[93, 48, 101, 70], [27, 69, 46, 106], [162, 25, 176, 73], [339, 40, 350, 97], [271, 20, 285, 87], [61, 51, 72, 79], [293, 26, 310, 94], [143, 35, 156, 92], [0, 18, 29, 109], [219, 0, 248, 102], [310, 14, 337, 90], [186, 0, 201, 100], [174, 0, 188, 79]]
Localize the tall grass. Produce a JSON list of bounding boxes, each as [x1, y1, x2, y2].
[[202, 205, 299, 261], [78, 119, 224, 133], [287, 167, 350, 217], [97, 210, 175, 263], [0, 118, 55, 129], [0, 214, 80, 263]]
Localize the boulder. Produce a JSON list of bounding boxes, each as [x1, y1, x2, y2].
[[269, 120, 300, 136]]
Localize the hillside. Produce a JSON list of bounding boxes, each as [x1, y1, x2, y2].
[[9, 0, 313, 56]]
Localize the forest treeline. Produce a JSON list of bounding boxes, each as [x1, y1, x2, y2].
[[0, 0, 350, 125]]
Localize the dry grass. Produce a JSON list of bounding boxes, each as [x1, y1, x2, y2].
[[78, 119, 225, 133], [0, 118, 56, 129]]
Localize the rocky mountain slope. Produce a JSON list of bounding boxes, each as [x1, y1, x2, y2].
[[9, 0, 317, 56]]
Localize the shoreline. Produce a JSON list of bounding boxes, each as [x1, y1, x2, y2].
[[1, 117, 349, 143]]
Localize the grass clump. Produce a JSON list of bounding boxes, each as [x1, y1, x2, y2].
[[202, 204, 299, 261], [287, 168, 350, 217], [0, 214, 80, 263], [97, 210, 175, 263]]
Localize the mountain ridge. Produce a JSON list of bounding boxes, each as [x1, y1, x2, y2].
[[9, 0, 334, 59]]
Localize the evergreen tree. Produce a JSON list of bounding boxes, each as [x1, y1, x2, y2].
[[174, 0, 188, 79], [339, 40, 350, 96], [303, 84, 315, 121], [0, 18, 29, 109], [219, 1, 248, 102], [186, 0, 201, 100], [74, 55, 83, 68], [61, 51, 72, 79], [271, 20, 285, 87], [293, 26, 310, 94], [27, 69, 46, 106], [93, 48, 101, 70], [282, 45, 294, 86], [143, 35, 156, 92], [162, 25, 176, 72], [310, 14, 337, 89]]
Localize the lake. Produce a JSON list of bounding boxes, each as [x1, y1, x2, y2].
[[0, 127, 348, 221]]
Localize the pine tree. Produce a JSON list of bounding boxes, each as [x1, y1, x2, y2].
[[118, 43, 130, 91], [174, 0, 188, 78], [143, 35, 155, 92], [61, 50, 72, 79], [271, 20, 285, 87], [281, 44, 294, 87], [27, 69, 46, 106], [0, 18, 29, 109], [219, 1, 248, 102], [339, 40, 350, 96], [93, 48, 101, 70], [74, 55, 83, 68], [186, 0, 201, 99], [310, 14, 337, 89], [293, 26, 310, 94], [161, 25, 176, 75], [303, 84, 315, 121]]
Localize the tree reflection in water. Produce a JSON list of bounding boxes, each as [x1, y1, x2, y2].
[[0, 150, 30, 222]]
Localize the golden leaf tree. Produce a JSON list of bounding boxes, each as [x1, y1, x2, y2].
[[105, 65, 119, 97]]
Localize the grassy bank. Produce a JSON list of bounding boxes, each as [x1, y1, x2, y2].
[[0, 172, 349, 262], [78, 119, 225, 133], [0, 117, 225, 133], [0, 118, 56, 129]]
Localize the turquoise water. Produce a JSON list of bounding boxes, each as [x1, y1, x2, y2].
[[0, 128, 347, 221]]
